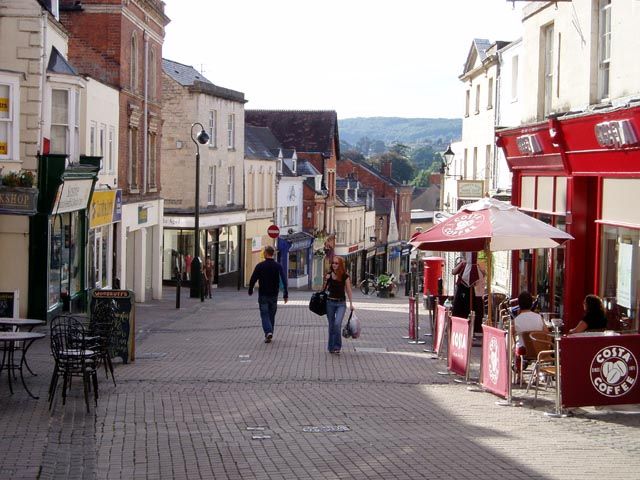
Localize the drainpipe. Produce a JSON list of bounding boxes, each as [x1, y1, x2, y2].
[[38, 8, 48, 155], [142, 30, 149, 194]]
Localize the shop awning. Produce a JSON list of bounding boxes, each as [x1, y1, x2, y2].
[[278, 231, 314, 252]]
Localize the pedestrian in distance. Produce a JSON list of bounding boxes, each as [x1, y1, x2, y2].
[[324, 256, 354, 354], [203, 257, 213, 299], [248, 246, 288, 343]]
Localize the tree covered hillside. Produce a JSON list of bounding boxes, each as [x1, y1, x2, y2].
[[338, 117, 461, 146]]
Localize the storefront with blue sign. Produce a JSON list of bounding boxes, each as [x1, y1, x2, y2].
[[277, 231, 314, 288]]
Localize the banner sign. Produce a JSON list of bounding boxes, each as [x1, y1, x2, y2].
[[448, 315, 470, 376], [433, 304, 447, 354], [481, 325, 509, 398], [560, 334, 640, 408]]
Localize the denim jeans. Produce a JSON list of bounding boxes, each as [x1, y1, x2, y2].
[[326, 299, 346, 352], [258, 295, 278, 336]]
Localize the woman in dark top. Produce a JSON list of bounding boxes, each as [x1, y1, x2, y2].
[[569, 294, 608, 334], [324, 256, 355, 354]]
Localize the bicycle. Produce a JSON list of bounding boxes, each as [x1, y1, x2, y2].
[[359, 272, 377, 295]]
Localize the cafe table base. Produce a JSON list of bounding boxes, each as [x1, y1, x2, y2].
[[0, 332, 46, 399]]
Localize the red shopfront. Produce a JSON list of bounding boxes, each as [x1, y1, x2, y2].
[[496, 104, 640, 331]]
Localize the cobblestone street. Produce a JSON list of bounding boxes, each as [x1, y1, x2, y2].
[[0, 288, 638, 479]]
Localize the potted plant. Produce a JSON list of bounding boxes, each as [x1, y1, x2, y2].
[[376, 274, 393, 298]]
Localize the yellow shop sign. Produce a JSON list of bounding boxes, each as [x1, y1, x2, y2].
[[89, 190, 116, 228]]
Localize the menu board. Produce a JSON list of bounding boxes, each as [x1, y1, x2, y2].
[[90, 289, 135, 363], [0, 291, 17, 318]]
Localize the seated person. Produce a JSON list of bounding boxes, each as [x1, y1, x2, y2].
[[511, 291, 545, 373], [569, 294, 608, 334]]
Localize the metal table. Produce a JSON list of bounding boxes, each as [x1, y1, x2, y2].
[[0, 331, 46, 399]]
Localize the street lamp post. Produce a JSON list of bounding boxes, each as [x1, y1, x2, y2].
[[190, 122, 210, 298], [440, 145, 455, 214]]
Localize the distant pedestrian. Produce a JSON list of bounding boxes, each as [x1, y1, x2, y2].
[[248, 246, 288, 343], [324, 256, 355, 354], [203, 257, 213, 299]]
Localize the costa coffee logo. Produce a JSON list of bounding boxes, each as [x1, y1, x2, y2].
[[590, 345, 637, 398], [488, 336, 500, 385], [442, 213, 484, 237], [595, 119, 638, 148], [516, 134, 543, 155]]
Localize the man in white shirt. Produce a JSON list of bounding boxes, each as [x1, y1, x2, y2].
[[511, 291, 544, 376]]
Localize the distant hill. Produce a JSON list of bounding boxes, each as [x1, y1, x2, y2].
[[338, 117, 461, 146]]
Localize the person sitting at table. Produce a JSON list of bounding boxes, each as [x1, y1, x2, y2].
[[569, 294, 608, 334], [511, 291, 545, 375]]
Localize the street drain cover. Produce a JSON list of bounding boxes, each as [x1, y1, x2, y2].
[[136, 352, 168, 359], [302, 425, 350, 433]]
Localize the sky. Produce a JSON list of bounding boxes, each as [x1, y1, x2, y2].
[[162, 0, 523, 120]]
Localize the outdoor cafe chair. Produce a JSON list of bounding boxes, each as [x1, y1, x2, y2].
[[49, 315, 99, 413], [87, 301, 117, 387], [525, 331, 557, 406], [516, 330, 553, 386]]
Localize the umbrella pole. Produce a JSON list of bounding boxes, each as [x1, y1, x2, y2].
[[486, 245, 493, 327]]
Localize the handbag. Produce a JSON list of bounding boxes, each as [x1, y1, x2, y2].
[[309, 291, 328, 316], [342, 311, 361, 339]]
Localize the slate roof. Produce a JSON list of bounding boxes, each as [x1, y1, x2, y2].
[[411, 185, 440, 211], [375, 198, 393, 215], [297, 160, 321, 176], [245, 110, 340, 158], [349, 158, 401, 187], [163, 58, 245, 103], [245, 126, 279, 160], [304, 177, 324, 195], [47, 47, 79, 76], [474, 38, 491, 62]]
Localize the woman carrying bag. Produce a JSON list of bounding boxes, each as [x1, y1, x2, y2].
[[324, 256, 354, 354]]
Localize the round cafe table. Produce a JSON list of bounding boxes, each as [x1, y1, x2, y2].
[[0, 331, 46, 399], [0, 318, 46, 376]]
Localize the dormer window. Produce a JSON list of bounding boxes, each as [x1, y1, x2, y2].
[[291, 158, 297, 174], [277, 158, 283, 174]]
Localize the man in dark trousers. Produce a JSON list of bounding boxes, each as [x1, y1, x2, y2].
[[248, 245, 288, 343]]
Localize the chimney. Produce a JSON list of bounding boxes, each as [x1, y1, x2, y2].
[[381, 160, 392, 178]]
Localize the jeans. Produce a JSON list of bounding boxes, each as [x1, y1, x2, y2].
[[326, 299, 346, 352], [258, 295, 278, 336]]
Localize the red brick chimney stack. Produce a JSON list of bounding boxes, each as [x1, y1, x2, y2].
[[381, 160, 392, 178]]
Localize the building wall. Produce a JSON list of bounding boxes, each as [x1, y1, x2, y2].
[[521, 1, 640, 123], [335, 205, 365, 249]]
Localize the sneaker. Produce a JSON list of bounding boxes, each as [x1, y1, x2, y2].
[[332, 349, 341, 354], [265, 333, 273, 343]]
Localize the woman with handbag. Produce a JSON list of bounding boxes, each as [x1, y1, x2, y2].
[[324, 256, 355, 354]]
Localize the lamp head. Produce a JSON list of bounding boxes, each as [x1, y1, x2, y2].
[[442, 145, 455, 167], [196, 129, 209, 145]]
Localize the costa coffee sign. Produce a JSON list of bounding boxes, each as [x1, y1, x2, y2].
[[594, 119, 638, 148], [590, 345, 638, 398], [516, 134, 543, 155]]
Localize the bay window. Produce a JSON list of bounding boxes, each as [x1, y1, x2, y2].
[[0, 74, 20, 161]]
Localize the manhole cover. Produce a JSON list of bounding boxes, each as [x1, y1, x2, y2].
[[252, 435, 271, 440], [302, 425, 350, 433], [136, 352, 168, 359]]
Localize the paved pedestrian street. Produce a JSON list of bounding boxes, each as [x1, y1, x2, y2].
[[0, 289, 639, 479]]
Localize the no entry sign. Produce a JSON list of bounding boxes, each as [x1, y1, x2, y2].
[[267, 224, 280, 239]]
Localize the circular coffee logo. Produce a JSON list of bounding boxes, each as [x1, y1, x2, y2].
[[590, 345, 637, 398], [442, 213, 484, 237]]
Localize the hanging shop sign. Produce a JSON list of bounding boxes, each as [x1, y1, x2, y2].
[[0, 187, 38, 215], [457, 180, 484, 199], [51, 178, 93, 214], [89, 190, 117, 228]]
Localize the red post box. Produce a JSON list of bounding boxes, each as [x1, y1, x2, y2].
[[423, 256, 444, 296]]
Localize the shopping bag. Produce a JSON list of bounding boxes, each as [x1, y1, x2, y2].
[[309, 291, 328, 316], [342, 311, 361, 339]]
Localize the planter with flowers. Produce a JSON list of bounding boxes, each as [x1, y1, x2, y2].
[[376, 274, 393, 298], [0, 169, 38, 215]]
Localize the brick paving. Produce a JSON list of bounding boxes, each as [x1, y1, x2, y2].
[[0, 288, 639, 479]]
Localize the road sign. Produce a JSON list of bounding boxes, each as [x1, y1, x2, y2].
[[267, 224, 280, 239]]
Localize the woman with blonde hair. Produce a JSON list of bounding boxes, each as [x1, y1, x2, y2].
[[324, 256, 354, 354]]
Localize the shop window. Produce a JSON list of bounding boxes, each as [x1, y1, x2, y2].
[[218, 225, 239, 274], [600, 225, 639, 327], [288, 251, 307, 278], [48, 212, 81, 309]]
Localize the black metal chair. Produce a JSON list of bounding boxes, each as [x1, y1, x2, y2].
[[87, 301, 117, 386], [49, 315, 99, 413]]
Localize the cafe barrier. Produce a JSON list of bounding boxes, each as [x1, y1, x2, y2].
[[559, 334, 640, 408], [407, 296, 425, 345], [480, 325, 509, 399], [447, 314, 473, 379]]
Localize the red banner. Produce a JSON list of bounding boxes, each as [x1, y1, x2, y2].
[[480, 325, 509, 398], [434, 304, 447, 354], [408, 297, 416, 339], [448, 315, 470, 376], [559, 334, 640, 408]]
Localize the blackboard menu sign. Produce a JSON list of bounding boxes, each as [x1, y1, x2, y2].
[[90, 289, 135, 364], [0, 291, 17, 318]]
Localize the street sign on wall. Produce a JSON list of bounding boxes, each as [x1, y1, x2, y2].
[[267, 224, 280, 239]]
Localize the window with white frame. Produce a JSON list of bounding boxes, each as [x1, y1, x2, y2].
[[148, 47, 156, 100], [598, 0, 611, 101], [227, 114, 235, 149], [90, 121, 97, 156], [107, 126, 114, 173], [148, 132, 157, 189], [129, 127, 138, 190], [208, 110, 217, 147], [0, 74, 20, 161], [487, 77, 494, 109], [50, 88, 80, 160], [99, 123, 105, 157], [227, 165, 234, 204], [475, 84, 480, 114], [336, 220, 347, 245], [472, 147, 478, 180], [542, 23, 554, 117], [207, 166, 214, 205], [465, 89, 470, 117], [511, 55, 519, 101]]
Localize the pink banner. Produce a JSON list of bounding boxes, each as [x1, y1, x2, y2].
[[480, 325, 509, 398], [448, 315, 470, 376], [559, 334, 640, 408], [408, 297, 416, 339], [434, 304, 447, 354]]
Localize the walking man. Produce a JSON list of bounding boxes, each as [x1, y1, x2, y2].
[[248, 246, 288, 343]]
